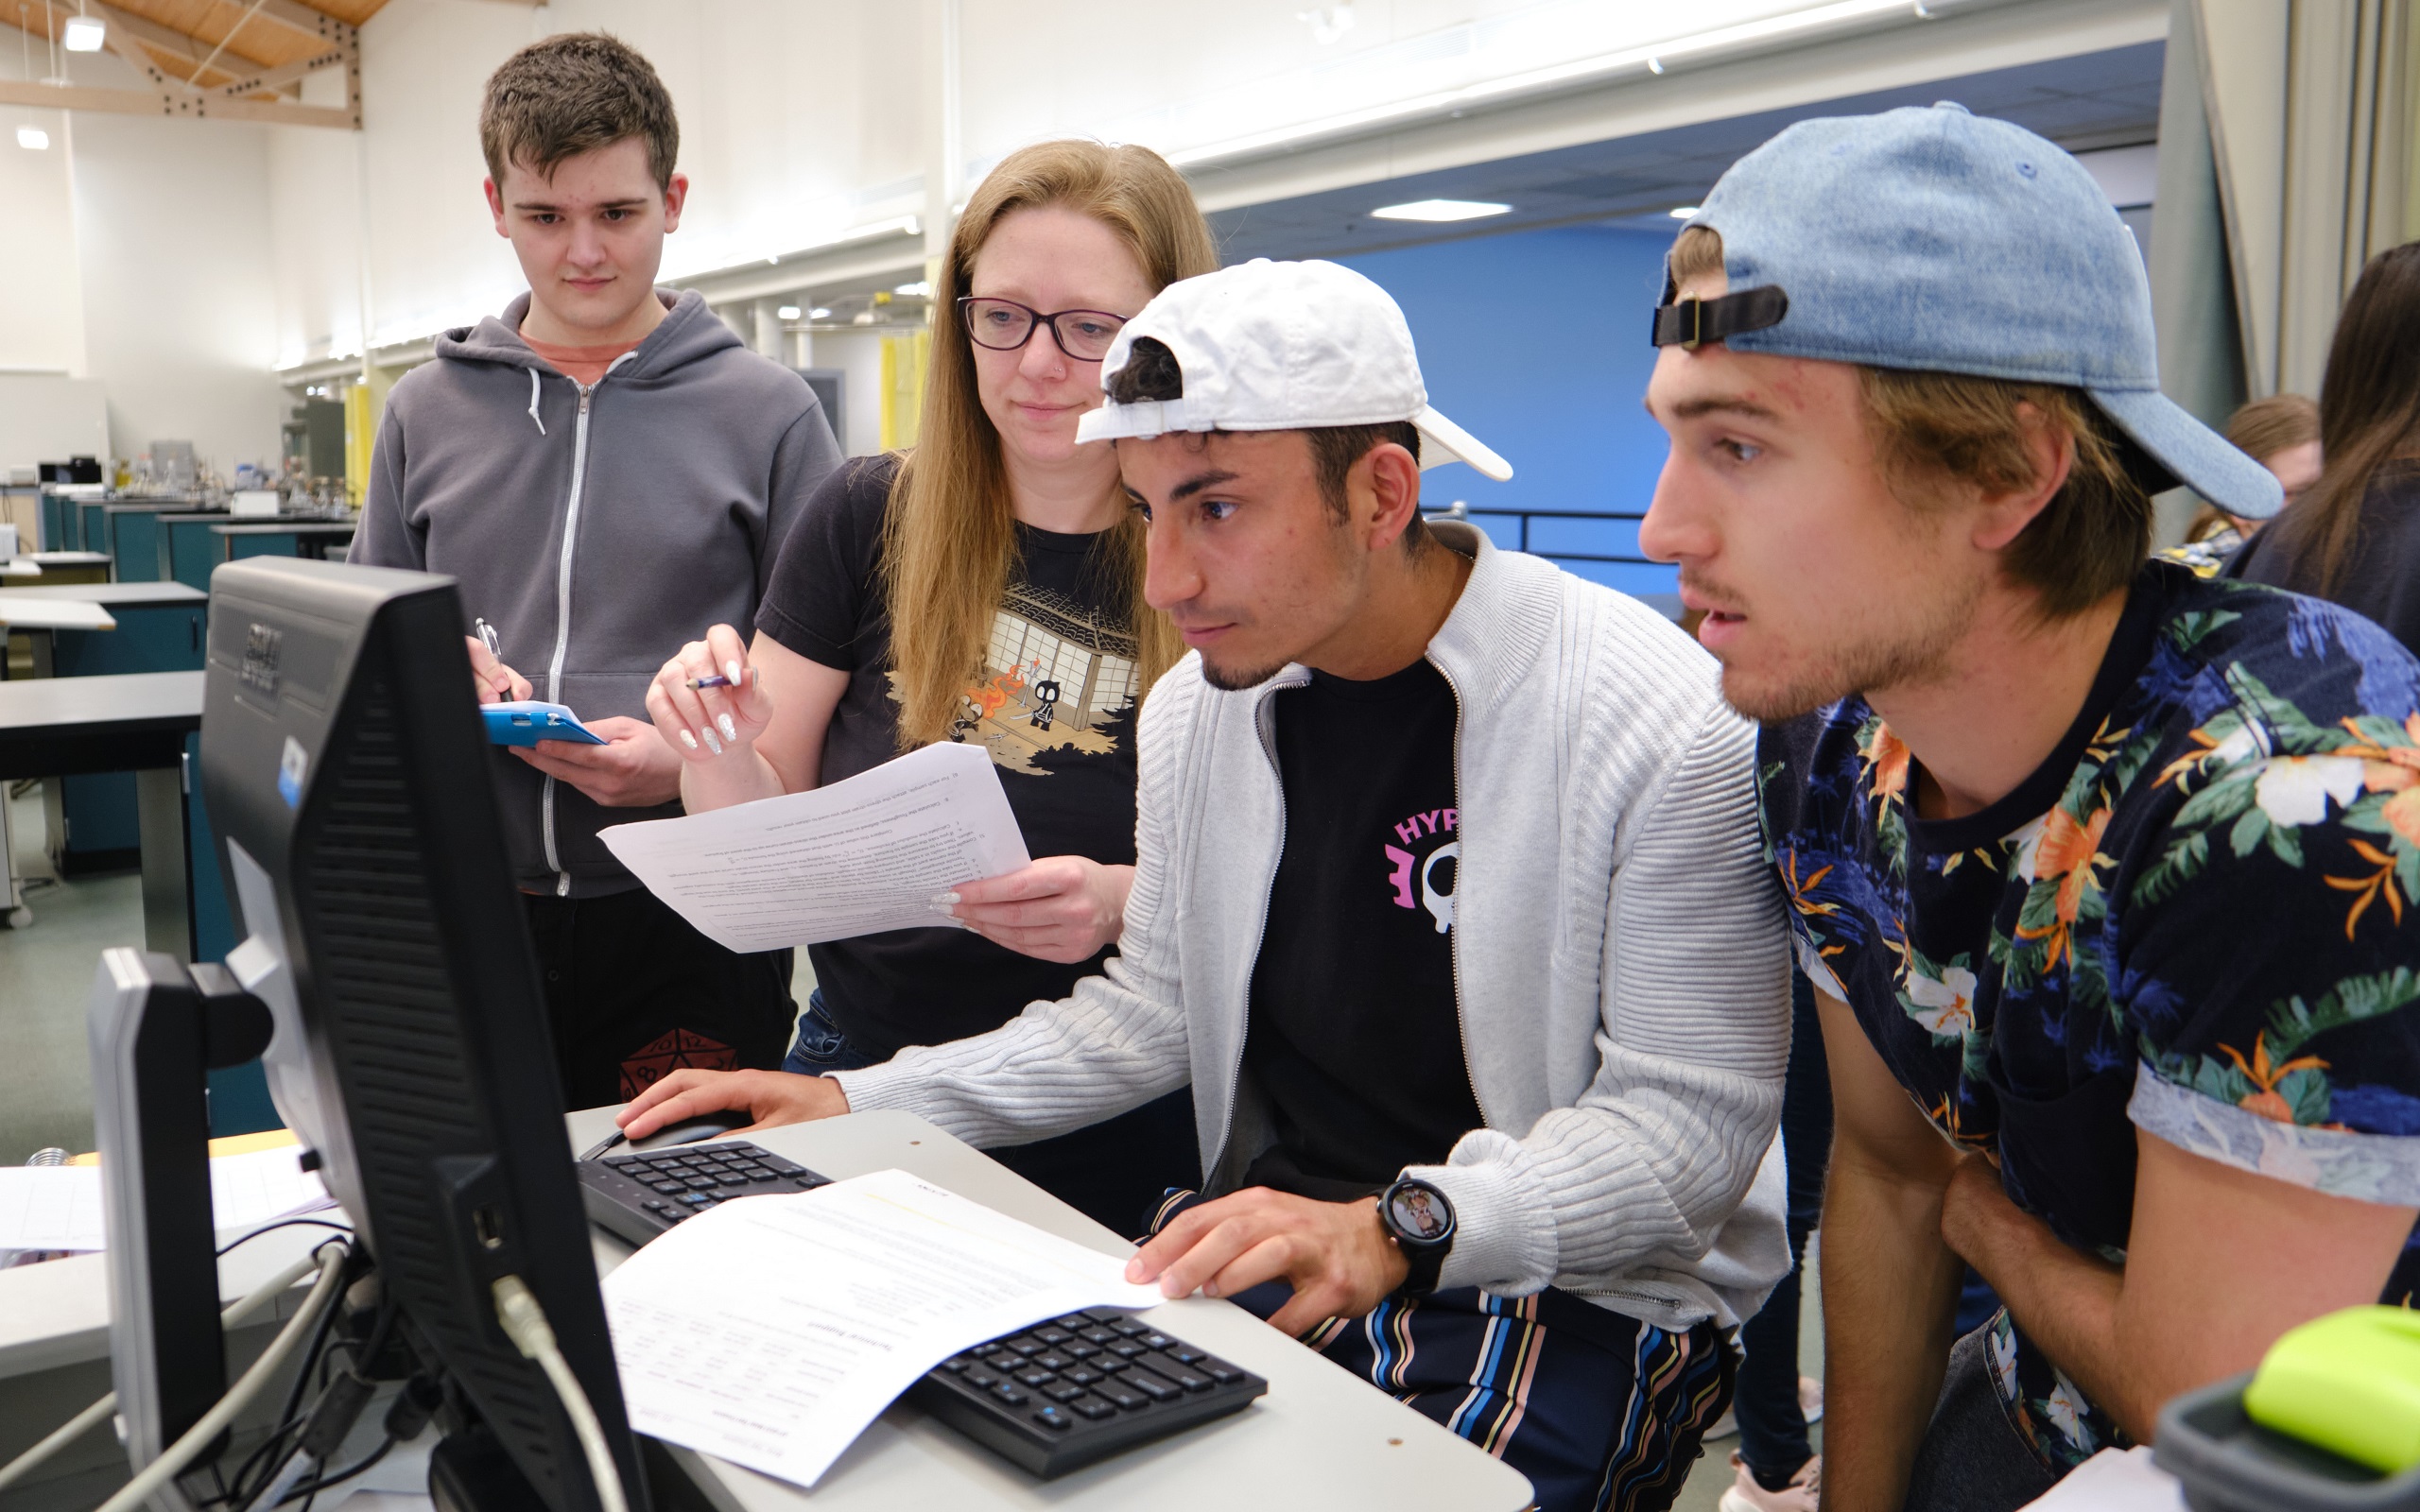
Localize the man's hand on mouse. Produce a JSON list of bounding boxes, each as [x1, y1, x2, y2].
[[618, 1068, 848, 1140], [514, 716, 684, 807]]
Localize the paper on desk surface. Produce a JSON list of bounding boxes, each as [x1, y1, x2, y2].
[[602, 1167, 1163, 1489], [599, 740, 1031, 953], [0, 1143, 336, 1254], [2018, 1447, 2186, 1511]]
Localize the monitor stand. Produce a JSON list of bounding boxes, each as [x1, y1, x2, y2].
[[88, 948, 275, 1510]]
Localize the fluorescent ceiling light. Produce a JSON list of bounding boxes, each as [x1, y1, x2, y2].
[[16, 126, 48, 150], [1372, 198, 1511, 223], [1170, 0, 1933, 169], [894, 281, 932, 298], [776, 305, 802, 319], [61, 14, 104, 51], [809, 307, 832, 319], [1668, 205, 1700, 219]]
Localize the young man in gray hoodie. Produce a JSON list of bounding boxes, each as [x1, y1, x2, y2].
[[622, 260, 1788, 1512], [350, 34, 841, 1107]]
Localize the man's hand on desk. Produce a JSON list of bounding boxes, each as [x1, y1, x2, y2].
[[617, 1068, 849, 1140], [513, 716, 685, 807], [1125, 1188, 1409, 1337]]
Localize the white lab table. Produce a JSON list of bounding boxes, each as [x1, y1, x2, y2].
[[0, 1109, 1534, 1512]]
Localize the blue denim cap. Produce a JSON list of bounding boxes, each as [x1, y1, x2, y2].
[[1669, 102, 2284, 519]]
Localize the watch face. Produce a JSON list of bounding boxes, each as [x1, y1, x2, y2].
[[1388, 1182, 1450, 1244]]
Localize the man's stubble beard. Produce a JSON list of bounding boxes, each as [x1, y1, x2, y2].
[[1716, 587, 1975, 724], [1200, 655, 1292, 692]]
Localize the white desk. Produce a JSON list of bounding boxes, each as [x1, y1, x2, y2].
[[0, 594, 114, 631], [0, 1110, 1534, 1512]]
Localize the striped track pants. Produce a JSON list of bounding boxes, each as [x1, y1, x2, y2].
[[1235, 1281, 1735, 1512]]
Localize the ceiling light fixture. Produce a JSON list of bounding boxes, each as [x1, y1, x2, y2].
[[1371, 198, 1512, 223], [894, 281, 932, 298], [1668, 205, 1700, 219], [776, 305, 802, 320], [60, 13, 102, 51], [1170, 0, 1940, 169], [17, 125, 48, 149], [809, 307, 832, 319]]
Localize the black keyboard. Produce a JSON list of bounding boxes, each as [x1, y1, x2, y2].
[[908, 1309, 1267, 1477], [577, 1138, 831, 1246], [577, 1142, 1268, 1477]]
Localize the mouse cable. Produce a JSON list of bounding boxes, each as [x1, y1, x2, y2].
[[90, 1238, 352, 1512], [493, 1275, 631, 1512], [0, 1243, 337, 1494]]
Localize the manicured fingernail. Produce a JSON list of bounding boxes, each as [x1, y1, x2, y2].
[[1125, 1259, 1145, 1280], [725, 660, 744, 685], [929, 903, 957, 918], [703, 729, 724, 755], [1203, 1282, 1219, 1297], [930, 891, 959, 905], [678, 729, 699, 750], [717, 713, 737, 742]]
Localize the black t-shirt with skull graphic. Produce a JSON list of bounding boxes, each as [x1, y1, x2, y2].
[[1240, 658, 1483, 1203]]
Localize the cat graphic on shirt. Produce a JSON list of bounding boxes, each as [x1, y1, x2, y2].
[[1384, 808, 1460, 934]]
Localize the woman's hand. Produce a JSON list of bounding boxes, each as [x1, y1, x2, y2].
[[935, 857, 1135, 963], [646, 624, 774, 760]]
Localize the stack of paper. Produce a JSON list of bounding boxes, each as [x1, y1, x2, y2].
[[603, 1168, 1164, 1487], [0, 1143, 337, 1258]]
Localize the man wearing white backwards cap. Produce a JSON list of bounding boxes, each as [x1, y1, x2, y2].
[[623, 258, 1790, 1512]]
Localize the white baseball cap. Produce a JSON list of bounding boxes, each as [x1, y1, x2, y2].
[[1075, 258, 1513, 483]]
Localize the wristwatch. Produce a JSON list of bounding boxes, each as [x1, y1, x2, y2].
[[1377, 1176, 1457, 1297]]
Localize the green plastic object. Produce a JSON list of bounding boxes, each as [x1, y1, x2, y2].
[[2244, 1307, 2420, 1475]]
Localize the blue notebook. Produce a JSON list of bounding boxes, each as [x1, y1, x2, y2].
[[482, 700, 608, 747]]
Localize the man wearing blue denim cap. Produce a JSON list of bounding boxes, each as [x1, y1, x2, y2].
[[1640, 103, 2420, 1511]]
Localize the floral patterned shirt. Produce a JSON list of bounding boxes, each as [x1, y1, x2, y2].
[[1758, 561, 2420, 1471]]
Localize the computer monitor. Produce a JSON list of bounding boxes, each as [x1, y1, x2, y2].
[[198, 556, 648, 1511]]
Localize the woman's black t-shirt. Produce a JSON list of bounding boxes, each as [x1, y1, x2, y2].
[[754, 455, 1143, 1060]]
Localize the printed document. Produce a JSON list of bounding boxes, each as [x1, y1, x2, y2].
[[0, 1143, 336, 1254], [602, 1168, 1163, 1488], [598, 740, 1031, 952]]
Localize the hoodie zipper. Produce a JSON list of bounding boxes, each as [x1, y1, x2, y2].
[[538, 362, 621, 895], [1205, 683, 1295, 1183], [1425, 652, 1491, 1132]]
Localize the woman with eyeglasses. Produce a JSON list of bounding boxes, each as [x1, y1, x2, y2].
[[642, 140, 1215, 1234]]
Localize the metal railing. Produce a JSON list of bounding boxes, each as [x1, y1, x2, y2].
[[1423, 501, 1661, 569]]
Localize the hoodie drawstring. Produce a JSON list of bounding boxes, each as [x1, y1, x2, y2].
[[527, 368, 547, 437]]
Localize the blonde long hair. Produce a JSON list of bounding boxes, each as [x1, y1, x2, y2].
[[879, 140, 1215, 748]]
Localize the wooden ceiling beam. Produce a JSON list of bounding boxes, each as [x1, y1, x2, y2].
[[238, 0, 355, 49], [0, 1, 364, 126], [209, 43, 342, 97], [0, 74, 349, 126]]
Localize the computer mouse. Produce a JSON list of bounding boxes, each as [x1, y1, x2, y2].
[[628, 1107, 755, 1152]]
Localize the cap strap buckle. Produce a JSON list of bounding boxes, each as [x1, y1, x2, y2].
[[1650, 285, 1790, 351]]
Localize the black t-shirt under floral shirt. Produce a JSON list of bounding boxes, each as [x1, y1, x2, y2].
[[755, 455, 1142, 1060], [1759, 562, 2420, 1471]]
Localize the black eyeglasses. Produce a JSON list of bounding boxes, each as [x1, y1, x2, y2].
[[958, 297, 1129, 362]]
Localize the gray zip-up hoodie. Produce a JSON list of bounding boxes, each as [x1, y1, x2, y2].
[[351, 288, 843, 897]]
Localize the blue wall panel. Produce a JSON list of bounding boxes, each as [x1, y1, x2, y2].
[[1337, 224, 1679, 596]]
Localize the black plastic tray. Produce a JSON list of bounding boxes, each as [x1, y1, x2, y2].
[[2155, 1374, 2420, 1511]]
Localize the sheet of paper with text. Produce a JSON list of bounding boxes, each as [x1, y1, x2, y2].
[[598, 740, 1031, 952], [600, 1168, 1164, 1488]]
